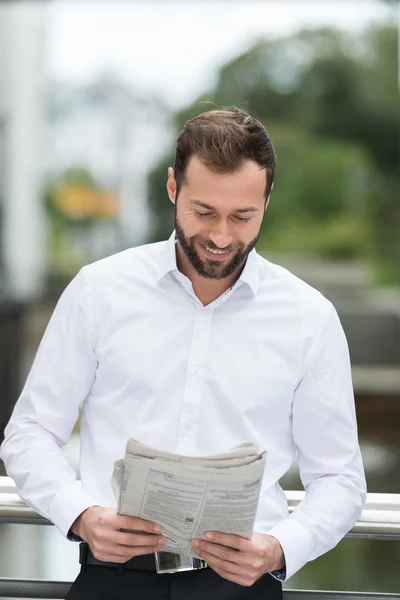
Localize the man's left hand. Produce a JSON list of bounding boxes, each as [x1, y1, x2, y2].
[[191, 531, 285, 587]]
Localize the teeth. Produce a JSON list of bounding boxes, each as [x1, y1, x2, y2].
[[205, 245, 228, 255]]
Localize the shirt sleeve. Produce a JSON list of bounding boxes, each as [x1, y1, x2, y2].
[[0, 267, 99, 537], [268, 304, 367, 580]]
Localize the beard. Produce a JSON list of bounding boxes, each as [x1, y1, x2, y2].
[[174, 213, 260, 280]]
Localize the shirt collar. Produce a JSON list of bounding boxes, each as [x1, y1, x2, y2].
[[157, 231, 179, 283], [157, 231, 260, 297]]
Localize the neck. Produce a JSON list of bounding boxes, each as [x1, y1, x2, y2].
[[176, 244, 242, 306]]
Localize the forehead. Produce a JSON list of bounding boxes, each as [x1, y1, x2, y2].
[[182, 156, 266, 208]]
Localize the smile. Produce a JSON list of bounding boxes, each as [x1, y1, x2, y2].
[[205, 246, 228, 255], [200, 243, 232, 260]]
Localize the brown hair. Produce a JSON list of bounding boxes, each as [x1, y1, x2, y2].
[[174, 106, 276, 201]]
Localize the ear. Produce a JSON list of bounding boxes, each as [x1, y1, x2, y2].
[[166, 167, 177, 204]]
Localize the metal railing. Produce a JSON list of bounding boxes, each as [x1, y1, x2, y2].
[[1, 477, 400, 599]]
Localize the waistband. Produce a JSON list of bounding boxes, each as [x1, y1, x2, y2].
[[79, 542, 208, 574]]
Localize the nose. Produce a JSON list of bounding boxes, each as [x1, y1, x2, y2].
[[208, 221, 233, 249]]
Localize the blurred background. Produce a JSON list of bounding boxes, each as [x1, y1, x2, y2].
[[0, 0, 399, 595]]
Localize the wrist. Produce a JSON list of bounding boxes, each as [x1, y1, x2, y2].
[[71, 513, 84, 538], [71, 505, 99, 539], [268, 535, 285, 571]]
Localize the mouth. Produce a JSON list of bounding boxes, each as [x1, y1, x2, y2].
[[199, 242, 233, 261]]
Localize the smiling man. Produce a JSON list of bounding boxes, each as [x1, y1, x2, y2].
[[1, 107, 366, 600], [172, 158, 266, 297]]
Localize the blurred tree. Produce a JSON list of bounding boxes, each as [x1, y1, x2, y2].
[[44, 166, 118, 273], [147, 154, 174, 243], [257, 133, 372, 259], [147, 23, 399, 283]]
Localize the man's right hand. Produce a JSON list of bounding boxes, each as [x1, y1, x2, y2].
[[71, 506, 168, 563]]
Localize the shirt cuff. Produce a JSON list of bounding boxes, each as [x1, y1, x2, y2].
[[268, 517, 314, 581], [48, 482, 98, 538]]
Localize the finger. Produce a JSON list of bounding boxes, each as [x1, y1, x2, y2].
[[113, 531, 167, 548], [115, 515, 163, 534], [204, 532, 256, 554], [198, 550, 248, 579], [193, 541, 242, 565], [193, 540, 263, 572], [95, 542, 165, 563], [210, 564, 251, 587]]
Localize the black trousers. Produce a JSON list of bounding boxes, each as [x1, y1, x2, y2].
[[66, 564, 283, 599]]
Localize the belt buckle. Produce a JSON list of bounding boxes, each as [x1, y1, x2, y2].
[[155, 551, 207, 574]]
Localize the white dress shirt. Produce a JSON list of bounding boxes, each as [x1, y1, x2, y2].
[[1, 232, 366, 580]]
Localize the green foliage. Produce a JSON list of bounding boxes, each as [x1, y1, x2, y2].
[[147, 22, 399, 284], [61, 166, 99, 188], [43, 166, 100, 227], [43, 166, 113, 273], [268, 134, 371, 222], [258, 133, 372, 259], [259, 215, 371, 260], [147, 154, 175, 243]]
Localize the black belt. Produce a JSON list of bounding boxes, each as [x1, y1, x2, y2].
[[79, 542, 208, 573], [80, 542, 156, 571]]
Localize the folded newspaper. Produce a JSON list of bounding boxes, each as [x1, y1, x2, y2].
[[111, 439, 266, 556]]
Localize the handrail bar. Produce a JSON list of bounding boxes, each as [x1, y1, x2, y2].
[[1, 478, 399, 539], [0, 479, 400, 599], [2, 479, 399, 509], [2, 477, 400, 508]]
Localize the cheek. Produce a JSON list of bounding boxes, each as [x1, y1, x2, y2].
[[236, 222, 259, 242], [179, 205, 197, 222], [244, 219, 263, 239], [178, 213, 204, 239], [185, 215, 202, 231]]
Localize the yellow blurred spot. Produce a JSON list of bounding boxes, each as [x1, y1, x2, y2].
[[53, 183, 119, 219]]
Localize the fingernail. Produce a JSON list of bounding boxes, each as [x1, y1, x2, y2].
[[159, 537, 167, 544], [191, 540, 199, 548], [154, 525, 163, 533], [205, 532, 213, 540]]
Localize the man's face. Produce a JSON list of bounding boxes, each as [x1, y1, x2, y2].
[[168, 156, 269, 280]]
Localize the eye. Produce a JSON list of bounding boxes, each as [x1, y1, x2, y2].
[[196, 212, 214, 218], [233, 215, 251, 223]]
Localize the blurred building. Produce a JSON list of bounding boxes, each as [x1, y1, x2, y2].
[[0, 2, 47, 302]]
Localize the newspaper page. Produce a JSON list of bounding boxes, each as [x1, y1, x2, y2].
[[111, 439, 266, 556]]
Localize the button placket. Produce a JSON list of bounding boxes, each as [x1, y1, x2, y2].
[[176, 309, 213, 455]]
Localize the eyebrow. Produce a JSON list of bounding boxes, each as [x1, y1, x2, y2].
[[189, 200, 259, 214]]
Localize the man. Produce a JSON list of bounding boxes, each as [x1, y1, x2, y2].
[[1, 107, 366, 599]]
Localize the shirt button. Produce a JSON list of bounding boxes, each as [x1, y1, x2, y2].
[[192, 366, 199, 374], [200, 309, 206, 315]]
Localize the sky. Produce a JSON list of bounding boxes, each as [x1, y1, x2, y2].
[[47, 0, 392, 108]]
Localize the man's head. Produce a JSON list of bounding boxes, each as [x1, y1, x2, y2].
[[167, 107, 276, 280]]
